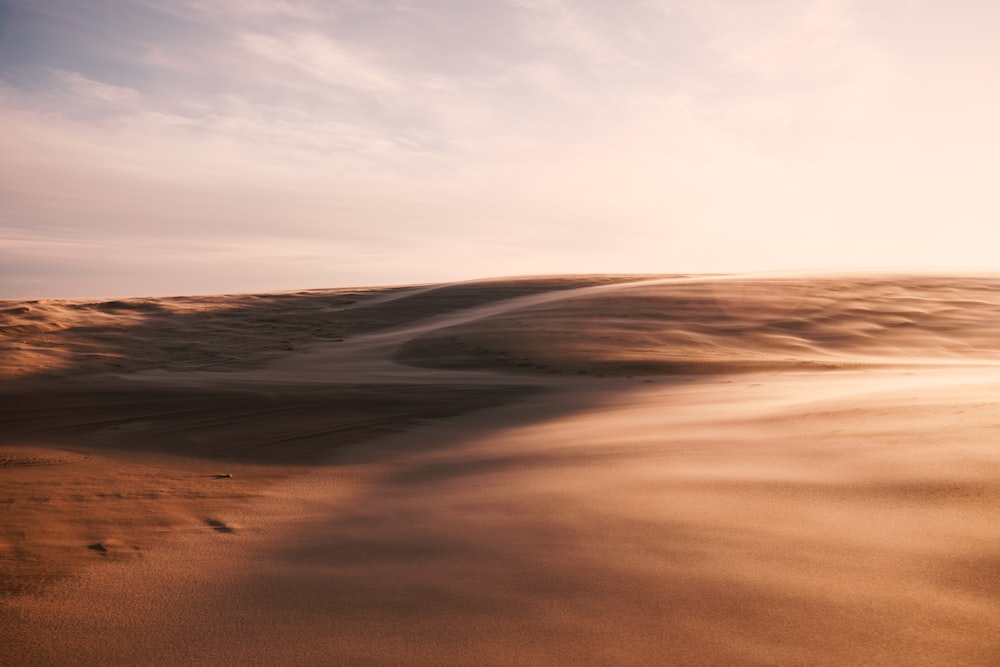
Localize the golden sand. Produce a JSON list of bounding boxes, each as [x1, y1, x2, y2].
[[3, 274, 1000, 665]]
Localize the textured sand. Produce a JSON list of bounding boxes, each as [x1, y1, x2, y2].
[[3, 273, 1000, 665]]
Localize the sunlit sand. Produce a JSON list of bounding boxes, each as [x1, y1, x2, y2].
[[3, 274, 1000, 665]]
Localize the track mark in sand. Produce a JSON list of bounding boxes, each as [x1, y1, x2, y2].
[[87, 542, 108, 555], [86, 541, 141, 559], [205, 519, 235, 534], [0, 447, 89, 467]]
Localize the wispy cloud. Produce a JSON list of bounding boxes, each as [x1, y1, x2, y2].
[[238, 31, 402, 94], [48, 69, 142, 105], [184, 0, 327, 21], [507, 0, 623, 66]]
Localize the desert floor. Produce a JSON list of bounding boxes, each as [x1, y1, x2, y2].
[[3, 274, 1000, 665]]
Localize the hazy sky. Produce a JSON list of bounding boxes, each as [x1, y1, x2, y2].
[[3, 0, 1000, 297]]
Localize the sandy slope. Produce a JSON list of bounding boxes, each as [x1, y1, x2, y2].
[[3, 273, 1000, 665], [395, 274, 1000, 373]]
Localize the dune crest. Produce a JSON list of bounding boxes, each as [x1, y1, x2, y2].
[[394, 275, 1000, 374], [0, 275, 647, 379]]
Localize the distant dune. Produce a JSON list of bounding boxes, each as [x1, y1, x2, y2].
[[3, 274, 1000, 665], [393, 274, 1000, 374], [5, 273, 1000, 381], [0, 275, 647, 379]]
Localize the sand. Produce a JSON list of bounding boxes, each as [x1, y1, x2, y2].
[[3, 273, 1000, 665]]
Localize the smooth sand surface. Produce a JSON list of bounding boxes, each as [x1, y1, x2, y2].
[[3, 273, 1000, 665]]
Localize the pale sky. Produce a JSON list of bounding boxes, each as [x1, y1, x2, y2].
[[2, 0, 1000, 298]]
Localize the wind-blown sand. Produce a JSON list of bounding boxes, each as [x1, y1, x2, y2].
[[3, 273, 1000, 665]]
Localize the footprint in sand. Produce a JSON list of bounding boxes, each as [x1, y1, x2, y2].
[[86, 541, 140, 558], [205, 519, 235, 534]]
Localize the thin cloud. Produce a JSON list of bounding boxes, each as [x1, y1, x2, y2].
[[48, 70, 140, 103], [184, 0, 327, 21], [508, 0, 623, 66], [238, 30, 402, 94]]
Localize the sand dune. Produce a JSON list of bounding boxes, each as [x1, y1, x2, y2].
[[394, 274, 1000, 374], [0, 275, 647, 379], [3, 273, 1000, 665]]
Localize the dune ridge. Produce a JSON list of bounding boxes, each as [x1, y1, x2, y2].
[[6, 273, 1000, 383], [394, 274, 1000, 375], [0, 275, 651, 379]]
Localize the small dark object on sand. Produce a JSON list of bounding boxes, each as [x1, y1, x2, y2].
[[212, 473, 233, 479]]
